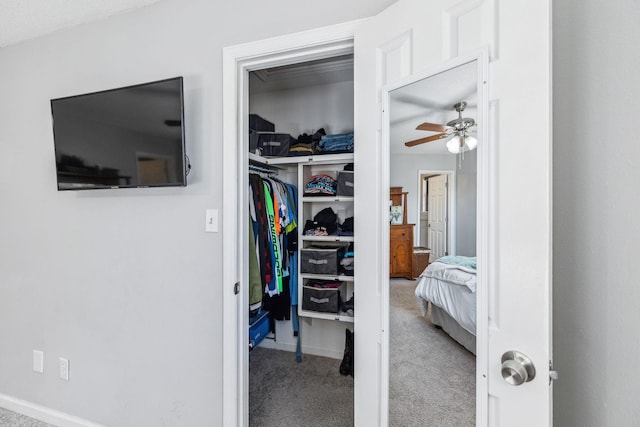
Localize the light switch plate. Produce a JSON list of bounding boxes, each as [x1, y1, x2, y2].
[[33, 350, 44, 373], [205, 209, 218, 233]]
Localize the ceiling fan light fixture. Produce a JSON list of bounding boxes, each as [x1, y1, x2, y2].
[[446, 135, 461, 153], [404, 101, 478, 151], [465, 135, 478, 151], [446, 133, 477, 153]]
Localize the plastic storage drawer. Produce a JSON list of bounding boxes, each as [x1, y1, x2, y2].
[[248, 310, 270, 350]]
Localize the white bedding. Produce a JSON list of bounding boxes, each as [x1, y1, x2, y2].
[[415, 260, 477, 336]]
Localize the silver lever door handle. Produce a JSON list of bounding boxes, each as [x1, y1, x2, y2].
[[501, 351, 536, 386]]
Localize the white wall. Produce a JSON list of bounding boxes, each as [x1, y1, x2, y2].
[[390, 153, 454, 228], [0, 1, 395, 425], [251, 80, 355, 137], [390, 152, 476, 256], [455, 149, 476, 256], [554, 0, 640, 425]]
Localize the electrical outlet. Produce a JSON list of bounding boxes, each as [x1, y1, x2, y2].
[[59, 358, 69, 381], [32, 350, 44, 373]]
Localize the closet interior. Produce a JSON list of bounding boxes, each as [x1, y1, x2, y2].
[[246, 53, 357, 418]]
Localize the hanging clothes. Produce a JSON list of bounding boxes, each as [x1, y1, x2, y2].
[[248, 214, 263, 316], [249, 174, 272, 289], [248, 173, 298, 322]]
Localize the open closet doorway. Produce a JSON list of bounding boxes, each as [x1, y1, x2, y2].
[[246, 55, 356, 426], [221, 22, 361, 427], [386, 58, 481, 425]]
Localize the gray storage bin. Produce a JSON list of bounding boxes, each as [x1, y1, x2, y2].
[[248, 114, 275, 132], [337, 171, 354, 196], [300, 245, 346, 275], [250, 132, 295, 157], [302, 286, 340, 313]]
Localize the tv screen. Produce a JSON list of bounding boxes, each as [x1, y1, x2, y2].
[[51, 77, 186, 190]]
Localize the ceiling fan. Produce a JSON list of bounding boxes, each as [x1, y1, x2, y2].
[[404, 101, 477, 153]]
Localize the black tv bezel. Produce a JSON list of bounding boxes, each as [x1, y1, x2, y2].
[[50, 76, 187, 191]]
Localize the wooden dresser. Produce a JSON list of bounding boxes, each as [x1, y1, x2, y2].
[[390, 224, 414, 279]]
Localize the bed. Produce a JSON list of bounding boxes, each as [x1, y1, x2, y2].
[[414, 256, 477, 354]]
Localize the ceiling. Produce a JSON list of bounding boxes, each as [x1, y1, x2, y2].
[[390, 61, 478, 155], [0, 0, 165, 48], [250, 55, 355, 94]]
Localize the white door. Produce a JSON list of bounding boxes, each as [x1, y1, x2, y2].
[[354, 1, 552, 426], [427, 174, 447, 259]]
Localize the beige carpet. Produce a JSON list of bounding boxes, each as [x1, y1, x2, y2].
[[249, 346, 354, 426], [389, 278, 475, 426], [250, 278, 475, 426]]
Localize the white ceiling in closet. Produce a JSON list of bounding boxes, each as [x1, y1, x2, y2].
[[249, 55, 355, 94]]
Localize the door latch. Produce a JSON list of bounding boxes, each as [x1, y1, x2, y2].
[[234, 282, 240, 295], [549, 361, 559, 385]]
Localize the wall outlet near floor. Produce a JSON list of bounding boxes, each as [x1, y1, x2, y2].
[[32, 350, 44, 373], [59, 357, 69, 381]]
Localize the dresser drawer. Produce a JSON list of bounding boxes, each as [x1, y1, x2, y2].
[[390, 226, 410, 239]]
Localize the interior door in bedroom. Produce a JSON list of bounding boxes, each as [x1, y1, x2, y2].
[[353, 0, 552, 426], [427, 174, 448, 259]]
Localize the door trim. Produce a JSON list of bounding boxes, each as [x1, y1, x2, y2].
[[416, 169, 456, 256], [222, 21, 361, 427], [380, 49, 490, 426]]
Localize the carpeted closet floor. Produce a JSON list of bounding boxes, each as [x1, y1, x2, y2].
[[250, 278, 475, 426]]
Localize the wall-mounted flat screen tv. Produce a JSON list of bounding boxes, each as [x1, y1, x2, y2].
[[50, 77, 187, 190]]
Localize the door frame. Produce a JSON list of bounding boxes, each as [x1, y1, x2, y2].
[[416, 169, 456, 256], [380, 50, 490, 425], [222, 21, 361, 427]]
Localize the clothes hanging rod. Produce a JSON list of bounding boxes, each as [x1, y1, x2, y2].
[[248, 163, 279, 175]]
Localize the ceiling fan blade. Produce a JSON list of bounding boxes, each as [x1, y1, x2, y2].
[[416, 122, 451, 133], [404, 133, 448, 147]]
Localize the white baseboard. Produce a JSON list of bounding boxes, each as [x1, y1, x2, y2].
[[257, 338, 343, 360], [0, 393, 105, 427]]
